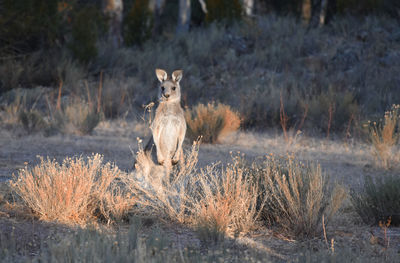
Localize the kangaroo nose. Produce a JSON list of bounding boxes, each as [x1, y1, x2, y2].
[[164, 94, 170, 98]]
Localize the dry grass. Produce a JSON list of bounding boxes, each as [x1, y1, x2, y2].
[[49, 97, 100, 135], [192, 155, 262, 241], [185, 102, 241, 144], [10, 154, 135, 225], [126, 142, 261, 240], [124, 141, 200, 224], [259, 155, 346, 238], [368, 104, 400, 169]]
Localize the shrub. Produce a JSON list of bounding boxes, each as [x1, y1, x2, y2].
[[351, 174, 400, 226], [18, 109, 47, 134], [258, 156, 346, 239], [68, 5, 106, 63], [205, 0, 243, 24], [127, 142, 261, 242], [185, 102, 241, 144], [10, 154, 135, 225], [367, 104, 400, 169], [123, 0, 153, 46], [192, 155, 262, 242], [0, 0, 60, 54], [52, 98, 101, 135]]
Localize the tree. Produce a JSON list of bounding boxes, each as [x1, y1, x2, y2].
[[177, 0, 191, 33], [103, 0, 124, 48]]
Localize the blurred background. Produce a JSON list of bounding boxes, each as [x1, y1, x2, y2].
[[0, 0, 399, 138]]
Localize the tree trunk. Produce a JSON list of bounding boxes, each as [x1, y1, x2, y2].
[[103, 0, 123, 48], [177, 0, 191, 34], [301, 0, 312, 26], [319, 0, 329, 27], [243, 0, 254, 16], [149, 0, 166, 35]]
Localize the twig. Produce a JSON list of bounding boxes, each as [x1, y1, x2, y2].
[[56, 80, 63, 111], [322, 215, 329, 249], [97, 71, 103, 113], [280, 93, 289, 143]]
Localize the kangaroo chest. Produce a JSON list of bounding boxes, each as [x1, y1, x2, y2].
[[151, 103, 185, 135]]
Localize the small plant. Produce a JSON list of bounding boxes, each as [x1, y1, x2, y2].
[[258, 155, 346, 238], [351, 175, 400, 226], [18, 109, 47, 133], [192, 154, 262, 242], [10, 154, 134, 225], [185, 102, 240, 144], [51, 98, 101, 135], [368, 104, 400, 169]]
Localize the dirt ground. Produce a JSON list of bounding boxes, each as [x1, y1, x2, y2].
[[1, 120, 399, 261]]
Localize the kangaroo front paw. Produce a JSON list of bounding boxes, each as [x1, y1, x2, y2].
[[158, 160, 164, 165], [172, 159, 179, 165]]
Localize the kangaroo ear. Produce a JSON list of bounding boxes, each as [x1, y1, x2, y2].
[[172, 70, 183, 83], [155, 69, 168, 83]]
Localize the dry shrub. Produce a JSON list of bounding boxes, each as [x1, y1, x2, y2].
[[368, 104, 400, 169], [10, 154, 135, 225], [127, 144, 261, 241], [185, 102, 240, 144], [52, 98, 100, 135], [0, 92, 25, 126], [259, 156, 346, 238], [124, 141, 200, 224], [192, 155, 262, 242]]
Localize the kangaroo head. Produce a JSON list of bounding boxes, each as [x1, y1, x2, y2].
[[155, 69, 183, 103]]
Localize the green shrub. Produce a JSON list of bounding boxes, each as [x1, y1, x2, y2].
[[124, 0, 153, 46], [18, 109, 47, 134], [258, 156, 346, 238], [0, 0, 60, 54], [351, 174, 400, 226], [69, 5, 106, 63], [205, 0, 243, 24]]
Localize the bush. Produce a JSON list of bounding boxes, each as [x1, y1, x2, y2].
[[52, 98, 101, 135], [192, 155, 262, 242], [10, 154, 135, 225], [0, 0, 60, 54], [205, 0, 243, 24], [351, 174, 400, 226], [185, 102, 241, 144], [258, 156, 346, 239], [367, 104, 400, 169], [68, 5, 106, 63], [18, 109, 47, 134], [127, 142, 261, 241], [123, 0, 153, 46]]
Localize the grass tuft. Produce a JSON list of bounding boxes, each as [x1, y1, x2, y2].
[[258, 155, 346, 238], [351, 174, 400, 226], [368, 104, 400, 169]]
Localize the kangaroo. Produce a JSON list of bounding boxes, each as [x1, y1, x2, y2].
[[147, 69, 186, 173]]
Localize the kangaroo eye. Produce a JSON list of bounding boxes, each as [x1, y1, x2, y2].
[[172, 87, 176, 91], [161, 86, 165, 91]]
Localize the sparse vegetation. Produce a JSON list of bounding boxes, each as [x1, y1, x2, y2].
[[258, 155, 346, 238], [185, 102, 241, 143], [351, 174, 400, 226], [367, 104, 400, 169], [192, 155, 262, 242], [10, 154, 134, 225]]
